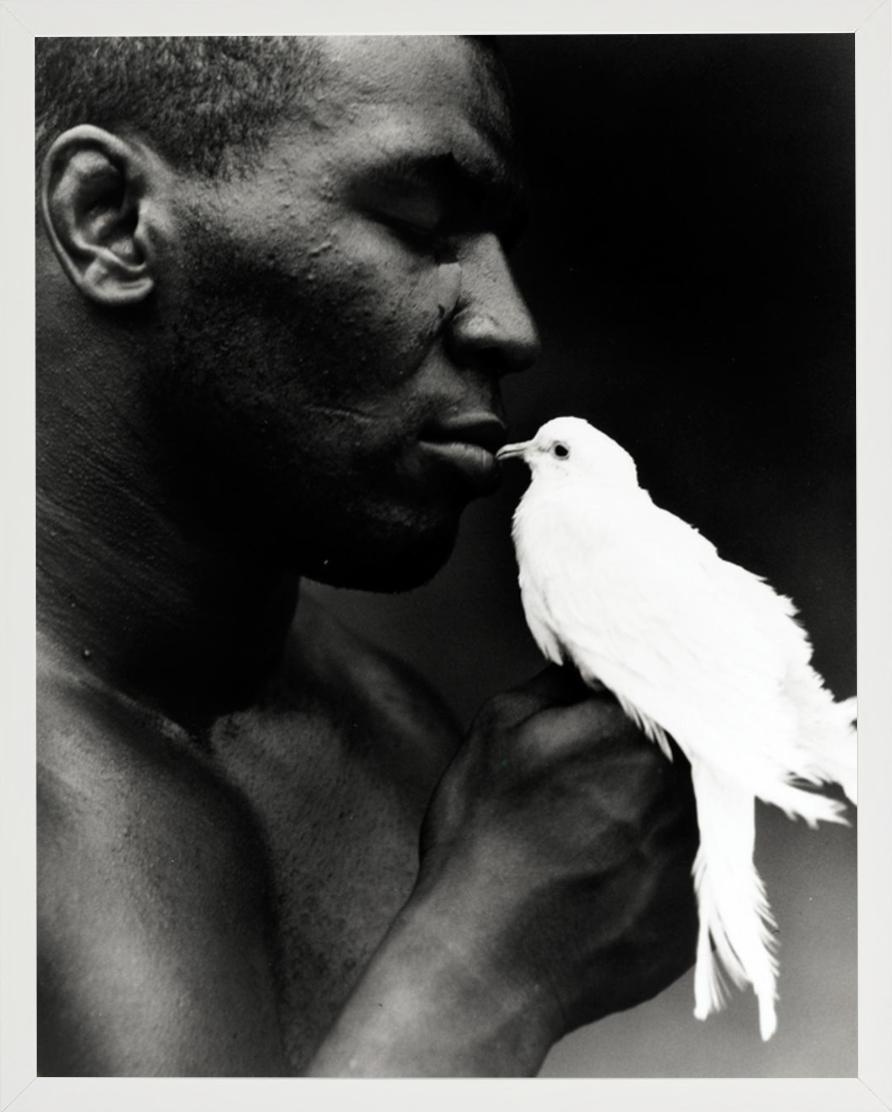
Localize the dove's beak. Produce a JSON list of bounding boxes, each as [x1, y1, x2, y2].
[[496, 441, 531, 462]]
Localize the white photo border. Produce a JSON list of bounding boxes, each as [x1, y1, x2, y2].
[[2, 2, 889, 1109]]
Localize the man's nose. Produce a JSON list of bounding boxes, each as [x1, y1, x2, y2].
[[445, 233, 541, 377]]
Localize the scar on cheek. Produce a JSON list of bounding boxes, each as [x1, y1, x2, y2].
[[435, 261, 462, 312]]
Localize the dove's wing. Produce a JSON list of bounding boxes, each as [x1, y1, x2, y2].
[[513, 480, 846, 818]]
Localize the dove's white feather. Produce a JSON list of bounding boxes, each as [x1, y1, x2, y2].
[[690, 759, 779, 1040], [514, 477, 850, 819], [503, 416, 856, 1038]]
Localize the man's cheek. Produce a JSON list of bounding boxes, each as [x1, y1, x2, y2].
[[361, 266, 461, 382], [326, 227, 459, 374]]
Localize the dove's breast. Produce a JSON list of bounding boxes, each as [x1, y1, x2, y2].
[[509, 479, 812, 784], [511, 481, 632, 666]]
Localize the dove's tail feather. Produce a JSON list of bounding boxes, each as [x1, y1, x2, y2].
[[781, 663, 858, 805], [691, 761, 779, 1040]]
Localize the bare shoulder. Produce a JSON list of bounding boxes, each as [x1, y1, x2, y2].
[[37, 655, 285, 1076], [37, 656, 265, 884]]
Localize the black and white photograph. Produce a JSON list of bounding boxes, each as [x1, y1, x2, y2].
[[2, 2, 891, 1107]]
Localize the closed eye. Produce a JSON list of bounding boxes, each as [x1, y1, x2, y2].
[[380, 215, 457, 264], [357, 150, 526, 262]]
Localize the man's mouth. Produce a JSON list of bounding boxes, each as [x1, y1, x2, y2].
[[417, 412, 507, 494]]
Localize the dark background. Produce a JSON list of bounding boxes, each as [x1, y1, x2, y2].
[[312, 35, 857, 1076]]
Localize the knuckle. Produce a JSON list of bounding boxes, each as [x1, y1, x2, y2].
[[615, 746, 670, 801], [646, 817, 700, 889], [472, 693, 514, 733], [513, 720, 559, 771], [591, 696, 640, 737]]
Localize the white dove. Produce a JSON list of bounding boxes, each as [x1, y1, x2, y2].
[[497, 416, 856, 1041]]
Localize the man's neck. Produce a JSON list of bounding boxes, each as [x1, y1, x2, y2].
[[36, 272, 303, 734], [37, 464, 299, 737]]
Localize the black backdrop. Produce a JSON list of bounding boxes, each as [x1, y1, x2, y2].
[[499, 33, 855, 695]]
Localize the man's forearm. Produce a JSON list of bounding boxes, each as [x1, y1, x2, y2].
[[305, 886, 557, 1077]]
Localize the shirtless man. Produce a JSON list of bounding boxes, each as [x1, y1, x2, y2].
[[36, 35, 699, 1076]]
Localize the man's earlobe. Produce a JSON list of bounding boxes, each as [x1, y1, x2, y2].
[[40, 125, 164, 307]]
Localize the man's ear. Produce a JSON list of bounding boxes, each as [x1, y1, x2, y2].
[[40, 125, 169, 307]]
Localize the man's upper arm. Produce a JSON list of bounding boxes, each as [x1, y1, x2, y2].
[[37, 751, 287, 1076]]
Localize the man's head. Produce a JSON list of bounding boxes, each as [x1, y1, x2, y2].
[[36, 36, 540, 591]]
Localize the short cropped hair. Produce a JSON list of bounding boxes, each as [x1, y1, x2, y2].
[[35, 36, 327, 178], [35, 36, 504, 181]]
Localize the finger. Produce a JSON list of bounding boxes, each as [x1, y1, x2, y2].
[[485, 671, 593, 732], [504, 664, 599, 720], [528, 691, 638, 754], [473, 666, 584, 733]]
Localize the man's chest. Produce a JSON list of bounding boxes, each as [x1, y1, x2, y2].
[[210, 689, 447, 1069]]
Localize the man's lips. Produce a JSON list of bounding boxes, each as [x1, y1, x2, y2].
[[418, 412, 508, 493]]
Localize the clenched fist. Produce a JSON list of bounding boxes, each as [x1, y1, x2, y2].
[[417, 665, 700, 1037]]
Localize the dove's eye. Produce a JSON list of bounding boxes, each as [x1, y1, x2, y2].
[[552, 442, 570, 460]]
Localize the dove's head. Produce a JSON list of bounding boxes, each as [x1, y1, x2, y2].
[[497, 417, 639, 488]]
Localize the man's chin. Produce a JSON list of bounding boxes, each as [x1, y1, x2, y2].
[[298, 524, 459, 594]]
